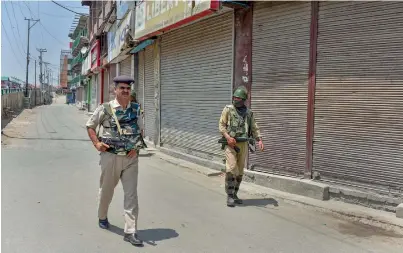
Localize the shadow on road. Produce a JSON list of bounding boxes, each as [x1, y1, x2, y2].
[[109, 225, 179, 246], [240, 198, 279, 207]]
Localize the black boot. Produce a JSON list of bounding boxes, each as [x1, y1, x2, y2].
[[227, 195, 235, 207], [234, 175, 243, 204], [225, 173, 236, 207], [124, 233, 144, 247], [98, 218, 110, 229]]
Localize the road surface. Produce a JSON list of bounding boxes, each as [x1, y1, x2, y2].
[[2, 96, 402, 253]]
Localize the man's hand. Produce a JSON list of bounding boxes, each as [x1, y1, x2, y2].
[[95, 142, 110, 152], [258, 140, 264, 151], [226, 137, 236, 148], [127, 149, 137, 158]]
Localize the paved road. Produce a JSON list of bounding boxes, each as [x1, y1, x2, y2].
[[2, 96, 403, 253]]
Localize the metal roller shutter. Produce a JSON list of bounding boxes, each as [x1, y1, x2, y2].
[[144, 45, 156, 142], [108, 64, 117, 101], [249, 2, 311, 177], [119, 56, 132, 77], [160, 12, 233, 159], [137, 51, 145, 110], [90, 76, 97, 111], [313, 1, 403, 193]]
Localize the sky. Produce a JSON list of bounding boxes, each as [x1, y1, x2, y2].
[[1, 0, 89, 86]]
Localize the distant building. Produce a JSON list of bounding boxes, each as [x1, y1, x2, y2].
[[60, 49, 72, 89], [1, 76, 24, 89]]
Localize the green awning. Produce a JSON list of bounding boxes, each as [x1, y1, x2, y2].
[[130, 39, 155, 54]]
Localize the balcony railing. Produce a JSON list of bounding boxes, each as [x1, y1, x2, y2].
[[72, 29, 88, 51], [71, 53, 85, 68], [72, 30, 89, 57], [68, 75, 84, 85]]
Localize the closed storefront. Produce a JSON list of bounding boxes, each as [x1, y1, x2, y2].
[[90, 76, 97, 111], [143, 45, 156, 143], [76, 86, 83, 106], [160, 11, 233, 160], [137, 51, 145, 130], [249, 2, 311, 176], [97, 74, 102, 106], [109, 64, 117, 101], [119, 56, 132, 77], [313, 1, 403, 193]]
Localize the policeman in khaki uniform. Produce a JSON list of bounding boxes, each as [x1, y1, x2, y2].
[[219, 86, 264, 207], [86, 75, 145, 247]]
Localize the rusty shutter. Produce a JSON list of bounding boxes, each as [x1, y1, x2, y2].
[[313, 1, 403, 193], [249, 2, 311, 177], [144, 45, 156, 143], [160, 12, 234, 161]]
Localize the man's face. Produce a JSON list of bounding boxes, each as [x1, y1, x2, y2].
[[232, 96, 245, 107], [115, 83, 131, 100]]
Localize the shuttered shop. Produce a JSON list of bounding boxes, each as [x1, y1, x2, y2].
[[137, 51, 145, 114], [313, 1, 403, 193], [90, 76, 97, 111], [119, 56, 132, 77], [249, 2, 311, 176], [144, 45, 156, 143], [160, 12, 233, 159], [108, 64, 117, 101]]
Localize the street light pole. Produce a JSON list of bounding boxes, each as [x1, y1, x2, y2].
[[34, 60, 37, 105], [24, 18, 39, 98]]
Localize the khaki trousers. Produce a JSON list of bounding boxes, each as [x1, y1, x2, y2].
[[98, 152, 139, 234], [225, 142, 248, 176]]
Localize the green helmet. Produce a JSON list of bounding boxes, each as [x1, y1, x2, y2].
[[233, 86, 248, 100], [130, 90, 137, 98]]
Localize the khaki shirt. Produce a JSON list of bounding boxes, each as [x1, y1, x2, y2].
[[219, 105, 261, 139], [86, 99, 144, 138]]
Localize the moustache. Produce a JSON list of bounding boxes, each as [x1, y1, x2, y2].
[[122, 92, 129, 95]]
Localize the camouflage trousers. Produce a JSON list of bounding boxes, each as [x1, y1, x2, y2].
[[225, 173, 243, 197], [224, 142, 247, 196]]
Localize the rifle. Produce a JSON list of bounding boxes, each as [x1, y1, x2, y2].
[[100, 134, 147, 151], [218, 136, 256, 154]]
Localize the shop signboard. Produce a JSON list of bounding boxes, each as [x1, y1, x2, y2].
[[116, 0, 135, 22], [108, 11, 132, 63], [134, 0, 219, 40]]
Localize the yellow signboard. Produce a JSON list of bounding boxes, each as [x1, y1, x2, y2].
[[135, 0, 219, 40]]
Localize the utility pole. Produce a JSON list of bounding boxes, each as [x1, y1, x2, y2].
[[34, 60, 37, 105], [37, 48, 47, 91], [24, 18, 39, 98]]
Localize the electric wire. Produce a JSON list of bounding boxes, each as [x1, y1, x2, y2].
[[1, 22, 25, 69], [10, 2, 26, 52], [3, 3, 26, 58]]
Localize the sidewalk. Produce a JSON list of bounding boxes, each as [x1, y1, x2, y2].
[[143, 146, 403, 235]]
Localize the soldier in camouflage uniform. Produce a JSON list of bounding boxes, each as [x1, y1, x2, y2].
[[86, 75, 145, 246], [219, 86, 264, 207]]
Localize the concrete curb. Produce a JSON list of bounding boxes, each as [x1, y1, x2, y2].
[[243, 170, 330, 201]]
